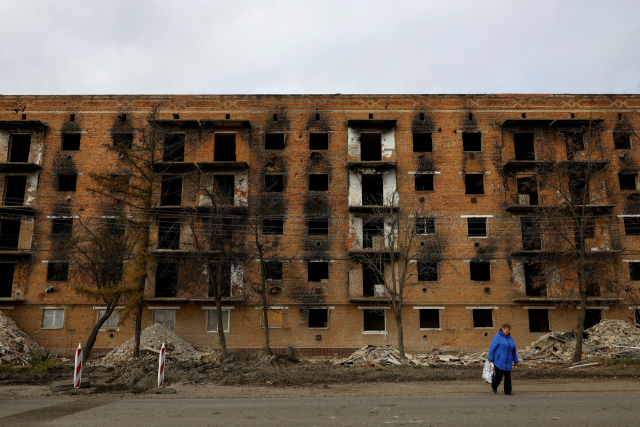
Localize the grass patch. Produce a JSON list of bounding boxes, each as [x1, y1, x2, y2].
[[0, 364, 15, 374], [23, 352, 56, 373], [604, 358, 640, 366]]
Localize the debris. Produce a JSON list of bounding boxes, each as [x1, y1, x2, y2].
[[0, 311, 45, 366], [568, 362, 600, 369], [335, 345, 488, 367]]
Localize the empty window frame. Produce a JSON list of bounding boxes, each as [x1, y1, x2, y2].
[[260, 308, 283, 328], [0, 263, 14, 297], [308, 308, 328, 328], [42, 309, 64, 328], [155, 263, 178, 297], [207, 261, 231, 298], [413, 133, 432, 152], [462, 132, 482, 152], [464, 174, 484, 194], [517, 176, 539, 205], [360, 133, 382, 161], [363, 263, 384, 297], [309, 133, 329, 150], [415, 216, 435, 235], [96, 309, 119, 329], [623, 218, 640, 236], [265, 133, 285, 150], [153, 309, 175, 330], [112, 133, 134, 150], [214, 134, 236, 161], [565, 132, 585, 159], [265, 174, 284, 192], [619, 173, 637, 191], [160, 176, 182, 206], [362, 174, 383, 205], [569, 171, 589, 205], [57, 174, 78, 192], [309, 174, 329, 191], [212, 217, 234, 241], [521, 218, 542, 251], [630, 262, 640, 281], [262, 218, 284, 235], [51, 217, 73, 235], [467, 217, 488, 238], [206, 309, 230, 332], [0, 219, 20, 250], [574, 217, 596, 243], [3, 176, 26, 206], [308, 261, 329, 282], [61, 133, 81, 151], [8, 134, 31, 162], [212, 174, 235, 205], [363, 308, 386, 332], [415, 174, 434, 191], [583, 309, 601, 329], [472, 309, 493, 328], [418, 261, 438, 282], [363, 217, 384, 249], [419, 309, 440, 329], [524, 263, 546, 296], [528, 309, 550, 333], [470, 262, 491, 281], [513, 133, 535, 161], [47, 262, 69, 281], [158, 217, 181, 250], [613, 132, 632, 150], [163, 134, 185, 162], [308, 218, 329, 235], [265, 261, 283, 281]]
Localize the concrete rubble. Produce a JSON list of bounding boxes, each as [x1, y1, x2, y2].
[[0, 311, 45, 366], [336, 345, 488, 367]]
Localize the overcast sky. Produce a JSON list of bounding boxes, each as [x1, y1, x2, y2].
[[1, 0, 639, 95]]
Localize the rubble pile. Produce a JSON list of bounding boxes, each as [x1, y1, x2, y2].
[[336, 345, 488, 367], [0, 311, 45, 366]]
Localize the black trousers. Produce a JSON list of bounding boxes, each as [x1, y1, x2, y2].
[[492, 366, 512, 394]]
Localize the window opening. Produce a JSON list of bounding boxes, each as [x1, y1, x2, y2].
[[308, 261, 329, 282], [47, 262, 69, 281], [57, 174, 77, 192], [363, 308, 385, 332], [155, 263, 178, 297], [419, 309, 440, 328], [0, 263, 15, 297], [415, 174, 434, 191], [473, 309, 493, 328], [0, 219, 20, 250], [173, 114, 179, 119], [273, 114, 278, 121], [62, 134, 81, 151], [260, 308, 283, 328], [360, 133, 381, 161], [113, 133, 133, 150], [462, 133, 481, 152], [308, 308, 328, 328], [467, 217, 487, 237], [613, 132, 631, 150], [163, 134, 185, 162], [619, 173, 637, 191], [583, 309, 601, 329], [160, 176, 182, 206], [96, 309, 119, 329], [418, 261, 438, 282], [3, 176, 26, 206], [363, 217, 384, 249], [630, 262, 640, 281], [569, 171, 589, 205], [468, 113, 473, 121], [212, 217, 234, 241], [528, 309, 550, 333], [579, 264, 601, 297], [413, 133, 432, 152], [574, 217, 596, 245], [214, 134, 236, 161], [514, 133, 535, 161], [309, 133, 329, 150], [470, 262, 491, 281], [42, 309, 64, 328], [207, 309, 229, 332], [416, 216, 435, 235], [624, 217, 640, 236], [120, 114, 127, 122], [225, 114, 230, 120], [52, 218, 73, 235], [419, 112, 425, 121], [520, 218, 542, 250], [308, 218, 329, 235], [363, 263, 383, 297], [265, 174, 284, 192], [524, 263, 546, 296], [565, 133, 584, 160], [262, 218, 284, 235], [70, 114, 75, 122], [212, 174, 235, 205], [316, 113, 320, 121], [265, 261, 283, 281], [309, 174, 329, 191], [8, 134, 31, 162], [464, 174, 484, 195], [153, 309, 175, 330], [158, 217, 180, 250], [362, 174, 383, 205], [265, 133, 285, 150], [207, 261, 231, 297], [516, 176, 539, 205], [369, 114, 374, 119]]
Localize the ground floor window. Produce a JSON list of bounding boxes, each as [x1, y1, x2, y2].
[[0, 263, 14, 298], [42, 309, 64, 328], [363, 309, 386, 332], [206, 309, 230, 332], [153, 309, 175, 330], [259, 308, 283, 329], [635, 309, 640, 328], [583, 309, 601, 330], [472, 309, 493, 328], [96, 309, 119, 329], [419, 309, 440, 329], [307, 308, 328, 329], [528, 309, 550, 333]]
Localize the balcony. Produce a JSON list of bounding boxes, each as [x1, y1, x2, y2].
[[348, 161, 397, 169], [501, 118, 554, 128], [0, 120, 47, 130], [198, 161, 249, 170], [199, 119, 250, 129], [502, 160, 553, 171]]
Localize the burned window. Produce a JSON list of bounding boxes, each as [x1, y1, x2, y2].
[[265, 133, 285, 150], [308, 308, 328, 328], [309, 174, 329, 191], [262, 218, 284, 235], [308, 261, 329, 282], [473, 309, 493, 328], [61, 133, 81, 151], [574, 217, 596, 244], [521, 218, 542, 251], [265, 174, 284, 192], [212, 174, 234, 205], [57, 174, 77, 192], [464, 174, 484, 194], [208, 262, 231, 298], [265, 261, 283, 281], [363, 263, 384, 297], [363, 309, 385, 332], [308, 218, 329, 235], [568, 171, 589, 205], [214, 134, 236, 161], [565, 133, 584, 159], [584, 309, 601, 329], [619, 173, 637, 191], [525, 263, 546, 296], [419, 309, 440, 329], [470, 262, 491, 281], [363, 217, 384, 249], [8, 134, 31, 162], [514, 133, 535, 161], [528, 309, 550, 333], [112, 133, 133, 150], [51, 218, 73, 236], [47, 262, 69, 281], [362, 174, 383, 205], [517, 176, 539, 205], [3, 176, 26, 206], [155, 263, 178, 297], [212, 217, 234, 241], [360, 133, 381, 161], [158, 217, 181, 250], [630, 262, 640, 281], [413, 133, 432, 152], [160, 176, 182, 206], [105, 217, 126, 237], [0, 219, 20, 250], [163, 134, 185, 162], [467, 217, 488, 238], [462, 132, 482, 152], [613, 132, 631, 150], [578, 264, 601, 297], [415, 174, 434, 191], [624, 218, 640, 236], [416, 216, 435, 235], [0, 263, 14, 297], [309, 133, 329, 150], [418, 261, 438, 282]]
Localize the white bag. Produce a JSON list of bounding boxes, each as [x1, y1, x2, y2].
[[482, 360, 494, 384]]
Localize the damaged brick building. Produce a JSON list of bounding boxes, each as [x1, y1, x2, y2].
[[0, 94, 639, 357]]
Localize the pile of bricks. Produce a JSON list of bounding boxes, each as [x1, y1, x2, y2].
[[0, 312, 44, 366]]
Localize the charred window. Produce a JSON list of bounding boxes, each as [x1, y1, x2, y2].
[[578, 264, 600, 297], [418, 261, 438, 282], [0, 263, 14, 297], [57, 174, 77, 192], [630, 262, 640, 281], [521, 218, 542, 251], [363, 263, 383, 297], [262, 218, 284, 235], [308, 218, 329, 235], [214, 134, 236, 161], [363, 217, 384, 249], [61, 133, 81, 151], [363, 309, 385, 332], [584, 309, 601, 329], [419, 309, 440, 329], [619, 173, 637, 191], [47, 262, 69, 281], [413, 133, 432, 152], [112, 133, 133, 150], [473, 309, 493, 328], [415, 174, 434, 191], [265, 261, 283, 281], [105, 217, 125, 237], [265, 133, 285, 150], [309, 174, 329, 191], [470, 262, 491, 281], [309, 133, 329, 150], [208, 262, 231, 298], [528, 309, 550, 333], [155, 262, 178, 297], [212, 216, 234, 241], [464, 174, 484, 194], [0, 219, 20, 250], [308, 261, 329, 282], [160, 176, 182, 206], [462, 132, 482, 152], [565, 133, 584, 160], [158, 217, 181, 250], [362, 174, 383, 205], [212, 174, 235, 205], [517, 176, 539, 205], [265, 174, 284, 192], [360, 133, 381, 161], [467, 217, 487, 238], [8, 134, 31, 162], [525, 263, 546, 296], [3, 176, 26, 206], [624, 217, 640, 236], [416, 216, 435, 235], [163, 134, 185, 162], [514, 133, 535, 161], [613, 132, 631, 150], [308, 308, 328, 328], [574, 217, 596, 245], [51, 218, 73, 236], [569, 171, 589, 205]]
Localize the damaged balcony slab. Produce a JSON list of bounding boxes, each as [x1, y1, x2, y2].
[[348, 161, 397, 169], [0, 120, 47, 130], [145, 296, 243, 303], [348, 205, 399, 213], [0, 206, 37, 217], [0, 163, 42, 173], [513, 297, 623, 303], [152, 162, 198, 173], [506, 204, 615, 214], [511, 249, 622, 258], [550, 118, 605, 127], [198, 161, 249, 170], [149, 119, 200, 128], [347, 119, 397, 129], [199, 119, 251, 129], [348, 249, 402, 260], [149, 206, 196, 216], [0, 250, 31, 259], [501, 119, 554, 127], [0, 297, 25, 302], [502, 160, 553, 170]]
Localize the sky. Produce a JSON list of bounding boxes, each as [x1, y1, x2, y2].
[[1, 0, 639, 95]]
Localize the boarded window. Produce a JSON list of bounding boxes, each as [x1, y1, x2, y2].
[[309, 133, 329, 150], [415, 174, 434, 191], [464, 174, 484, 194], [158, 217, 180, 250], [308, 308, 328, 328], [265, 133, 285, 150], [161, 176, 182, 206], [613, 132, 631, 150], [51, 218, 73, 235], [57, 174, 77, 192], [47, 262, 69, 281], [624, 218, 640, 236], [514, 133, 535, 160], [470, 262, 491, 281], [260, 309, 283, 328], [528, 309, 550, 333], [96, 309, 119, 329], [619, 173, 637, 191], [214, 134, 236, 161], [419, 309, 440, 329], [163, 134, 185, 162], [416, 216, 435, 235], [0, 219, 20, 250], [360, 134, 381, 161], [265, 261, 283, 281], [153, 309, 175, 330], [418, 261, 438, 282], [413, 133, 432, 152], [155, 263, 178, 297], [62, 133, 81, 151], [473, 309, 493, 328], [262, 218, 284, 235], [462, 133, 482, 152], [206, 309, 230, 332], [308, 218, 329, 235], [467, 217, 487, 237], [308, 261, 329, 282], [8, 134, 31, 162], [363, 309, 385, 332], [309, 174, 329, 191], [265, 174, 284, 192], [42, 309, 64, 328], [0, 263, 14, 297], [4, 176, 26, 205]]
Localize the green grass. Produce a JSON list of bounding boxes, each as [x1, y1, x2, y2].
[[0, 365, 15, 374]]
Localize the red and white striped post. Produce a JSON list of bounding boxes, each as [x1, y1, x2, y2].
[[157, 343, 166, 388], [73, 343, 83, 389]]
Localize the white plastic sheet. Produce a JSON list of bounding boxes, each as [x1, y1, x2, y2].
[[482, 360, 494, 384]]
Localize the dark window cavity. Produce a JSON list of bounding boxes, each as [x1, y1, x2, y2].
[[163, 134, 185, 162], [362, 174, 383, 205], [214, 134, 236, 161], [51, 218, 73, 236], [528, 309, 550, 333], [309, 133, 329, 150], [521, 218, 542, 251], [363, 263, 383, 297], [0, 263, 14, 297], [517, 177, 539, 205], [263, 218, 284, 235], [470, 262, 491, 281], [3, 176, 26, 206], [155, 262, 178, 297], [61, 133, 81, 151], [418, 261, 438, 282], [416, 216, 435, 235], [619, 173, 637, 191], [514, 133, 535, 161], [208, 263, 231, 298], [419, 309, 440, 329], [614, 132, 631, 150], [308, 308, 328, 328], [525, 263, 546, 296], [624, 217, 640, 236], [413, 133, 432, 152], [308, 261, 329, 282], [57, 174, 77, 192], [360, 133, 382, 161], [308, 218, 329, 235], [309, 174, 329, 191], [47, 262, 69, 281], [415, 174, 434, 191], [0, 219, 20, 250], [363, 309, 385, 332], [569, 171, 589, 205], [464, 174, 484, 194], [565, 133, 584, 160], [158, 217, 181, 250], [213, 174, 234, 205], [8, 134, 31, 162], [161, 176, 182, 206], [467, 217, 487, 237], [363, 217, 384, 249], [265, 174, 284, 192], [265, 261, 283, 281], [583, 309, 601, 329], [113, 133, 133, 150], [265, 133, 285, 150], [473, 309, 493, 328], [630, 262, 640, 281], [462, 132, 482, 152]]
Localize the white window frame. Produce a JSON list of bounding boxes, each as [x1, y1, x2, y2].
[[415, 215, 436, 236], [153, 309, 176, 331], [206, 309, 230, 333], [468, 307, 496, 329], [462, 215, 492, 239], [94, 307, 121, 331], [360, 307, 388, 334], [42, 308, 64, 329]]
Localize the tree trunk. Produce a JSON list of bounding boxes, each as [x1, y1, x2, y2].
[[134, 200, 152, 358], [215, 262, 228, 359], [574, 290, 588, 363], [83, 301, 118, 363], [394, 311, 406, 363]]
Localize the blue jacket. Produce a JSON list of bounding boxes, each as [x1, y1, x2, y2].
[[488, 329, 519, 371]]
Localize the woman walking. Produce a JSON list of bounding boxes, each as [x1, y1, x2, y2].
[[488, 323, 519, 395]]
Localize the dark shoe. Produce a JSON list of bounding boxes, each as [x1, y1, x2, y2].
[[505, 392, 514, 396], [492, 388, 497, 394]]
